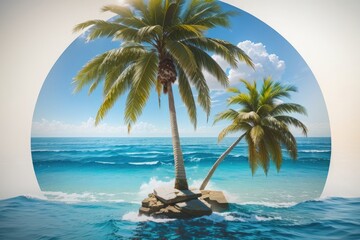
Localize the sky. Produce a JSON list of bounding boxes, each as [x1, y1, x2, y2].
[[31, 2, 330, 138]]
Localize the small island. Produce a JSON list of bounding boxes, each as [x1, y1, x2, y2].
[[140, 188, 228, 218]]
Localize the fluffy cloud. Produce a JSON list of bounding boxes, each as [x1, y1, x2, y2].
[[32, 118, 162, 137], [205, 40, 286, 90]]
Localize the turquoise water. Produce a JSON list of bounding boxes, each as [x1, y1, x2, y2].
[[2, 137, 359, 239], [31, 137, 330, 204], [0, 196, 359, 239]]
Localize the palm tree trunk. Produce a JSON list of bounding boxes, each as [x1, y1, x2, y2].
[[200, 133, 246, 190], [167, 81, 189, 190]]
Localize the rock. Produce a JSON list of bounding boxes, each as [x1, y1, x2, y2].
[[141, 198, 151, 208], [153, 205, 191, 219], [175, 199, 212, 217], [154, 187, 201, 204], [139, 189, 228, 219], [140, 196, 166, 216], [139, 207, 151, 215], [200, 190, 229, 212]]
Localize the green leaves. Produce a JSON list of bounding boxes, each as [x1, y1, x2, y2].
[[166, 40, 197, 76], [187, 45, 228, 87], [95, 64, 135, 125], [73, 0, 254, 134], [213, 109, 238, 125], [73, 20, 127, 41], [101, 5, 132, 18], [214, 78, 308, 175], [124, 51, 159, 132], [178, 68, 197, 129]]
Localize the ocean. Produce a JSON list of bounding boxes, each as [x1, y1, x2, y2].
[[1, 137, 359, 239]]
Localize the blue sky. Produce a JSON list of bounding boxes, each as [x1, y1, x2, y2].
[[32, 3, 330, 137]]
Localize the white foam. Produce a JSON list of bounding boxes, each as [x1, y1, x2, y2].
[[138, 177, 174, 198], [126, 151, 162, 155], [189, 157, 201, 162], [253, 215, 282, 221], [240, 201, 297, 208], [201, 212, 245, 222], [129, 161, 159, 165], [122, 211, 176, 223], [95, 161, 116, 165], [299, 150, 331, 153], [42, 191, 125, 203]]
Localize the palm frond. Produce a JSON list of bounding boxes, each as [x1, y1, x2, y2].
[[188, 70, 211, 119], [169, 24, 208, 38], [124, 51, 159, 131], [178, 68, 197, 129], [163, 0, 185, 27], [274, 116, 308, 136], [237, 111, 261, 124], [218, 123, 242, 142], [185, 38, 238, 68], [137, 25, 163, 41], [263, 130, 282, 172], [74, 20, 128, 41], [73, 52, 109, 93], [101, 5, 133, 18], [213, 109, 239, 125], [95, 64, 135, 125], [166, 40, 198, 76], [148, 0, 165, 25], [125, 0, 148, 19], [245, 133, 258, 175], [257, 140, 270, 175], [227, 93, 252, 109], [250, 125, 264, 145], [271, 103, 307, 116], [183, 0, 231, 27], [226, 87, 240, 94], [186, 45, 228, 87]]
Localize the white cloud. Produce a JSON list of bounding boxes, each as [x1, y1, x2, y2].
[[205, 40, 286, 90], [32, 117, 163, 137]]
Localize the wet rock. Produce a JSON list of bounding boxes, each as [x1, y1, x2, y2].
[[200, 190, 229, 212], [139, 189, 228, 219], [175, 199, 212, 217], [153, 205, 191, 219], [154, 187, 201, 204]]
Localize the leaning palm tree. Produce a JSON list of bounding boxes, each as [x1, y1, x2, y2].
[[200, 78, 307, 190], [73, 0, 253, 190]]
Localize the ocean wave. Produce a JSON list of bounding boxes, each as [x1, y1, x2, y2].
[[299, 150, 331, 153], [122, 211, 176, 223], [95, 161, 116, 165], [128, 161, 159, 166], [33, 160, 168, 167], [200, 212, 245, 222], [125, 151, 164, 155], [41, 191, 125, 204], [239, 201, 298, 208], [199, 212, 282, 222], [32, 148, 117, 153], [189, 157, 201, 162]]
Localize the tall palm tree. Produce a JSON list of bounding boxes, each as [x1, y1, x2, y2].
[[200, 78, 307, 190], [73, 0, 253, 190]]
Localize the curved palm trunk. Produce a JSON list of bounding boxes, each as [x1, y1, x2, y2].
[[200, 133, 246, 190], [167, 82, 189, 190]]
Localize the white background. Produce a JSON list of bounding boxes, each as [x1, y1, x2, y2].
[[0, 0, 359, 199]]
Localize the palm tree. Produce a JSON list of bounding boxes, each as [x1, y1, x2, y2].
[[200, 78, 308, 190], [73, 0, 253, 190]]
